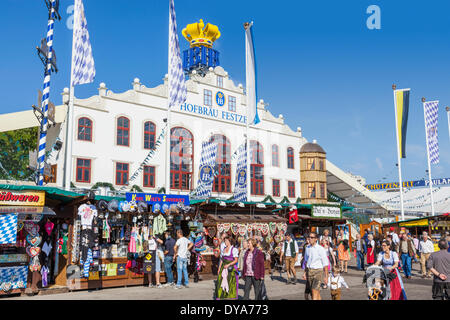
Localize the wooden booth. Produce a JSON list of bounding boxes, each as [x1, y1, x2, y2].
[[191, 199, 289, 279], [0, 184, 86, 296], [383, 214, 450, 250]]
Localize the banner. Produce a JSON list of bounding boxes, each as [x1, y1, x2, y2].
[[126, 193, 190, 213], [0, 191, 45, 207], [394, 89, 410, 158], [424, 101, 440, 165], [195, 141, 218, 198], [399, 218, 429, 228], [233, 142, 247, 201], [312, 205, 342, 219], [365, 177, 450, 191]]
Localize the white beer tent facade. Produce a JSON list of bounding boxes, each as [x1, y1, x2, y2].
[[56, 66, 306, 202]]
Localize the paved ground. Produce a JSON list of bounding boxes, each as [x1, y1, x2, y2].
[[3, 259, 434, 300]]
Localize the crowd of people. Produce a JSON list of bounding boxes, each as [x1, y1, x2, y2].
[[140, 226, 449, 301], [213, 227, 449, 300]]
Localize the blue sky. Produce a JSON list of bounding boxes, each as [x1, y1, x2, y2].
[[1, 0, 450, 185]]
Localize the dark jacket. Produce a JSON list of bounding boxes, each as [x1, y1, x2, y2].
[[242, 248, 265, 280]]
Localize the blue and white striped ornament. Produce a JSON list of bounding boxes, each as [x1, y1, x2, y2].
[[37, 0, 57, 186]]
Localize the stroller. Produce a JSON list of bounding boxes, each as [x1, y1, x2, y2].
[[362, 265, 397, 300]]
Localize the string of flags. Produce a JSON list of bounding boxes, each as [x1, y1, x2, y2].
[[119, 123, 168, 191]]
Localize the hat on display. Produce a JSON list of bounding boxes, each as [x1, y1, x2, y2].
[[162, 204, 169, 213], [137, 201, 148, 214], [97, 200, 109, 212], [129, 201, 137, 212], [118, 201, 126, 212], [153, 203, 161, 213], [107, 200, 119, 213]]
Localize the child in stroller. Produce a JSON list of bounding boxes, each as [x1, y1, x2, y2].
[[363, 265, 393, 300], [363, 240, 407, 300]]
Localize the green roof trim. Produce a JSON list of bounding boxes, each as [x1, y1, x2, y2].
[[0, 184, 82, 204], [0, 184, 126, 204]]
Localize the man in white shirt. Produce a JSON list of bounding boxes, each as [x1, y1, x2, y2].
[[280, 233, 299, 285], [302, 232, 329, 300], [389, 227, 400, 251], [419, 231, 435, 278], [174, 229, 193, 289]]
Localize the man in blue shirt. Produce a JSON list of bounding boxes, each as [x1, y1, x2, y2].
[[163, 231, 176, 286]]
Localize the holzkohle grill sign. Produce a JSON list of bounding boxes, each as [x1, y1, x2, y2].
[[0, 190, 46, 207]]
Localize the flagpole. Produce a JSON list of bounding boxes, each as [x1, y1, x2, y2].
[[392, 84, 405, 220], [244, 22, 251, 202], [446, 107, 450, 144], [37, 0, 57, 186], [165, 0, 171, 195], [64, 1, 78, 191], [422, 97, 436, 216]]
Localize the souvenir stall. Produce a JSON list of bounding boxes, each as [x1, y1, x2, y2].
[[382, 214, 450, 251], [0, 185, 86, 296], [67, 193, 193, 290], [190, 199, 289, 279], [284, 204, 351, 260]]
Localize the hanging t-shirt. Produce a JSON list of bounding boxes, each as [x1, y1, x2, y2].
[[148, 238, 157, 251], [78, 204, 98, 227], [42, 241, 52, 256]]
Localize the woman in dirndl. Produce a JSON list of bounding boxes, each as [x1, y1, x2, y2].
[[215, 236, 239, 300]]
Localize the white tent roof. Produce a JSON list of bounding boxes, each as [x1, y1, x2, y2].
[[326, 160, 389, 214], [371, 185, 450, 214]]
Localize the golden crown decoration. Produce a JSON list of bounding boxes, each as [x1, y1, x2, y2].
[[182, 19, 221, 48]]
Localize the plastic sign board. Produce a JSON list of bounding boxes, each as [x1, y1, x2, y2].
[[126, 193, 190, 213], [0, 190, 45, 207], [312, 205, 342, 219]]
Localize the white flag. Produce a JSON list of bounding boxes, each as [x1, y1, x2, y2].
[[245, 22, 260, 125], [72, 0, 96, 86]]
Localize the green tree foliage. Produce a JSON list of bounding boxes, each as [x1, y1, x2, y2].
[[0, 127, 38, 180]]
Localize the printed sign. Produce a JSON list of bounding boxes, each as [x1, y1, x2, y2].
[[126, 193, 190, 213], [199, 165, 215, 183], [0, 190, 45, 207], [312, 205, 342, 219], [237, 169, 247, 186], [399, 219, 429, 228], [365, 177, 450, 191], [179, 103, 247, 124], [216, 91, 225, 106]]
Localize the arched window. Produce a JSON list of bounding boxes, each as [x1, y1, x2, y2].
[[250, 140, 264, 195], [271, 144, 279, 167], [117, 117, 130, 146], [170, 127, 194, 190], [209, 134, 231, 193], [287, 147, 294, 169], [144, 121, 156, 150], [78, 117, 92, 141]]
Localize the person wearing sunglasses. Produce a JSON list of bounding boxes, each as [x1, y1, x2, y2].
[[302, 232, 329, 300]]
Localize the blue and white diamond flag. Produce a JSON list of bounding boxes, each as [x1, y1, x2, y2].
[[72, 0, 96, 86], [233, 142, 247, 201], [196, 141, 218, 198], [424, 101, 440, 164], [168, 0, 187, 108], [0, 213, 18, 245]]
